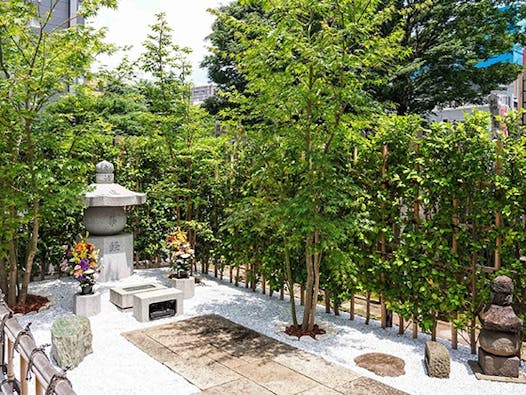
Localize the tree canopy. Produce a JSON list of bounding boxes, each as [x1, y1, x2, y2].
[[204, 0, 526, 116]]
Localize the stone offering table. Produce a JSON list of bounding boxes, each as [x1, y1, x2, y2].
[[84, 161, 146, 282], [110, 283, 167, 309]]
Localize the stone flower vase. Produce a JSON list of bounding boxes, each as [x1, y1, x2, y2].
[[79, 284, 94, 295], [168, 275, 195, 299], [75, 285, 101, 317]]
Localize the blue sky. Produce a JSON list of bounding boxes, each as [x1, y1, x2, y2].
[[91, 0, 232, 85]]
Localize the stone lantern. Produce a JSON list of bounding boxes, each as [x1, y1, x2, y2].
[[83, 160, 146, 282]]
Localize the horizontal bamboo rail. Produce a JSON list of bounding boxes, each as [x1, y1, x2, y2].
[[0, 294, 75, 395]]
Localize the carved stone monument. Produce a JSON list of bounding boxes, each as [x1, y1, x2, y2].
[[478, 275, 522, 377], [84, 161, 146, 282]]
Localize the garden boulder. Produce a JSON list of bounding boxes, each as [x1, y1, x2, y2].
[[51, 315, 93, 368]]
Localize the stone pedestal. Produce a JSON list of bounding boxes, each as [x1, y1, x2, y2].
[[478, 348, 521, 377], [74, 292, 101, 317], [89, 233, 133, 282], [171, 277, 195, 299], [51, 315, 93, 369]]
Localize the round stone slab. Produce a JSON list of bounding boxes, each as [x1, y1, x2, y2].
[[354, 352, 405, 377]]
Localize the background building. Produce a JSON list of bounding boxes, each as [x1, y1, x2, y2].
[[29, 0, 83, 30], [191, 84, 215, 104]]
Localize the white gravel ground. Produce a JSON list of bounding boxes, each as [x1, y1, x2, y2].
[[17, 268, 526, 395]]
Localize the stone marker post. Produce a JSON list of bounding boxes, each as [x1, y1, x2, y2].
[[83, 161, 146, 282]]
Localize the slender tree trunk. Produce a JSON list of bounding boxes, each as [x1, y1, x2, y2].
[[308, 230, 321, 330], [8, 236, 17, 306], [284, 244, 298, 327], [0, 259, 7, 296], [19, 201, 39, 304], [302, 235, 314, 330]]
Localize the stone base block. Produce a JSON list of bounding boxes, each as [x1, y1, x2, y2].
[[74, 292, 101, 317], [88, 233, 133, 282], [51, 315, 92, 369], [172, 277, 195, 299], [478, 347, 520, 377], [425, 341, 450, 378], [133, 288, 183, 323], [110, 283, 167, 309]]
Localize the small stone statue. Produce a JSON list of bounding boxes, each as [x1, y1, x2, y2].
[[478, 275, 522, 377]]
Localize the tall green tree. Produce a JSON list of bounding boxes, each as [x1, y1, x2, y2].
[[205, 1, 526, 117], [375, 0, 526, 115], [201, 1, 268, 115], [223, 0, 402, 331], [0, 0, 116, 305]]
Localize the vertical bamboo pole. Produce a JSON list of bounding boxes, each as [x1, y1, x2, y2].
[[494, 139, 503, 271], [349, 296, 355, 320], [365, 292, 371, 325], [334, 299, 340, 316], [412, 320, 418, 339], [380, 145, 388, 329], [7, 339, 14, 390], [431, 315, 437, 341], [245, 265, 249, 288], [35, 380, 44, 395], [252, 263, 257, 292], [324, 289, 331, 313], [451, 197, 459, 349], [235, 266, 240, 287], [398, 314, 404, 335], [412, 141, 420, 340], [470, 250, 478, 355], [20, 357, 28, 395]]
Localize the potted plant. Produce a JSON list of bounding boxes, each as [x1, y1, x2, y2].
[[61, 235, 101, 295], [166, 228, 195, 298]]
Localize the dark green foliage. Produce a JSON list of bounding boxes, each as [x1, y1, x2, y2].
[[374, 0, 526, 114]]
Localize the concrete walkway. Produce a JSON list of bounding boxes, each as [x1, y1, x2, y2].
[[123, 314, 408, 395]]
